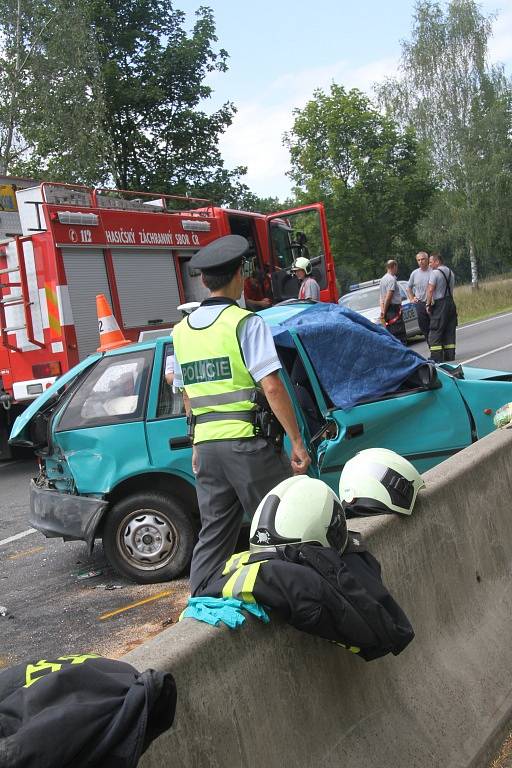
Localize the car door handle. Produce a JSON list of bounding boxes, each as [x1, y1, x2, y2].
[[345, 423, 364, 439], [169, 436, 192, 450]]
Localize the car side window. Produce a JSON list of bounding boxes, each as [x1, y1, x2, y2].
[[277, 345, 327, 436], [56, 350, 153, 431], [156, 343, 185, 419]]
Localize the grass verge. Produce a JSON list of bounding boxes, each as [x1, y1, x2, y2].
[[455, 277, 512, 326], [489, 731, 512, 768]]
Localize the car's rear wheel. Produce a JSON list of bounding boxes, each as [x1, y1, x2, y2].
[[103, 492, 195, 584]]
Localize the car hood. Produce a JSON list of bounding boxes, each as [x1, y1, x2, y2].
[[9, 354, 101, 445], [464, 366, 512, 381], [447, 364, 512, 382]]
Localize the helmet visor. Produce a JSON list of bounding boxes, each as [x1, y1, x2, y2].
[[326, 500, 348, 552]]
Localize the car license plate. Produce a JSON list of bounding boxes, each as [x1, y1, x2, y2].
[[403, 307, 416, 321]]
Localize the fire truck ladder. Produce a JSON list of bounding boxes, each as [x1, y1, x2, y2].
[[0, 237, 45, 352]]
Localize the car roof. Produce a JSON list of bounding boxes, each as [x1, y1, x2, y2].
[[340, 285, 380, 300], [99, 301, 316, 358], [341, 281, 408, 301]]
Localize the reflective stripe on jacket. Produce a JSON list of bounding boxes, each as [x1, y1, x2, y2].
[[199, 543, 415, 661], [172, 304, 257, 442]]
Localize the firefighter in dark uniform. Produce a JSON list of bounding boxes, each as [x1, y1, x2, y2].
[[172, 235, 310, 596], [196, 475, 414, 661], [426, 252, 457, 362], [379, 259, 406, 344]]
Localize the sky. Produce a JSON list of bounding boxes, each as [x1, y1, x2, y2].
[[177, 0, 512, 200]]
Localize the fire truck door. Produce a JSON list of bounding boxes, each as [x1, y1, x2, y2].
[[266, 204, 333, 302], [61, 248, 112, 360]]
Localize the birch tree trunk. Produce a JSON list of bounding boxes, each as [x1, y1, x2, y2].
[[469, 240, 479, 289]]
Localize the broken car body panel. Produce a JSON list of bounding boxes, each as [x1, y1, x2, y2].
[[29, 479, 107, 551]]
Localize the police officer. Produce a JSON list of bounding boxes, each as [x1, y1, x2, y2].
[[406, 251, 431, 338], [379, 259, 406, 344], [426, 252, 457, 362], [172, 234, 311, 595]]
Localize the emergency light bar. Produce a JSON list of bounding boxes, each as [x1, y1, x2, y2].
[[181, 220, 211, 232], [57, 211, 99, 226], [349, 279, 381, 291]]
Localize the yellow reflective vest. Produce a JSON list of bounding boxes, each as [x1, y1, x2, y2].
[[172, 303, 257, 443]]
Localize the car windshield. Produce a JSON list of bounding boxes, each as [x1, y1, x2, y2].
[[340, 287, 380, 311]]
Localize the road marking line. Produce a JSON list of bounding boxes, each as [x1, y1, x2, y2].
[[0, 528, 36, 547], [460, 342, 512, 365], [459, 311, 512, 331], [0, 460, 20, 471], [8, 545, 45, 560], [98, 590, 173, 621]]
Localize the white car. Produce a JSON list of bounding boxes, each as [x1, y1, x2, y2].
[[338, 281, 422, 340]]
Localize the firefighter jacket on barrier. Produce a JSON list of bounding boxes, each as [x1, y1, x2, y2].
[[0, 654, 177, 768], [197, 537, 414, 661], [172, 302, 258, 443]]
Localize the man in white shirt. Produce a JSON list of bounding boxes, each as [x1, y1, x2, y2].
[[379, 260, 406, 344], [407, 251, 431, 338]]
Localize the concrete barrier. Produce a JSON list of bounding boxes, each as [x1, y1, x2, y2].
[[124, 428, 512, 768]]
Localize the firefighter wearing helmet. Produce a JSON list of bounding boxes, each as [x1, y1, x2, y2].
[[291, 257, 321, 301], [194, 476, 414, 660], [172, 235, 310, 596]]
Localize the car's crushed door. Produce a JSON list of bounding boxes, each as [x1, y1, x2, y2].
[[316, 370, 474, 485]]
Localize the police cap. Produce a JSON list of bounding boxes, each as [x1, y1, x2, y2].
[[190, 234, 249, 274]]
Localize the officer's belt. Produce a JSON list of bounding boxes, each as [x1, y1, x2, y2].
[[189, 388, 256, 408], [194, 410, 256, 425]]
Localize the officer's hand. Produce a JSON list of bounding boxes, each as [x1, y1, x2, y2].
[[192, 445, 199, 475], [290, 440, 311, 475]]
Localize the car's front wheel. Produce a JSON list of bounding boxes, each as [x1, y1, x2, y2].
[[102, 492, 195, 584]]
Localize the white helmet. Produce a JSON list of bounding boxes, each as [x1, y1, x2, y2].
[[291, 256, 312, 275], [339, 448, 425, 516], [250, 476, 348, 553], [177, 301, 201, 316]]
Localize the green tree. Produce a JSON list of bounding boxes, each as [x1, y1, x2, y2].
[[227, 189, 284, 213], [0, 0, 108, 181], [0, 1, 248, 202], [88, 1, 241, 198], [377, 0, 512, 287], [284, 84, 435, 281]]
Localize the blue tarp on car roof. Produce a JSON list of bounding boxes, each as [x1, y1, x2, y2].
[[271, 303, 426, 409]]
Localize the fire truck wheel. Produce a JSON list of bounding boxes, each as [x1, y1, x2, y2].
[[102, 492, 195, 584]]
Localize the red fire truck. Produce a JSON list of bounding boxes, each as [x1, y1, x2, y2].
[[0, 180, 338, 456]]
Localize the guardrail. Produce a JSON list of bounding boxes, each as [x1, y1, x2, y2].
[[124, 427, 512, 768]]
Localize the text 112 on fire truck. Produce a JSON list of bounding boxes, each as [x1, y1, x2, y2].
[[0, 177, 338, 457]]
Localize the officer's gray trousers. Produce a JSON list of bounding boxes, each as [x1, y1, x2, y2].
[[190, 438, 292, 595]]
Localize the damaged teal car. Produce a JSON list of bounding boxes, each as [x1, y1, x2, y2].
[[9, 302, 512, 583]]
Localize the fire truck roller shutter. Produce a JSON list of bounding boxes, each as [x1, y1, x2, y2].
[[110, 249, 182, 328], [61, 248, 113, 360]]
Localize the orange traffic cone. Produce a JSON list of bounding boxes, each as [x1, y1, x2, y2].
[[96, 294, 131, 352]]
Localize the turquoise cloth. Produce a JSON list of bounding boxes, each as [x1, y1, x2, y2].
[[180, 596, 270, 629]]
